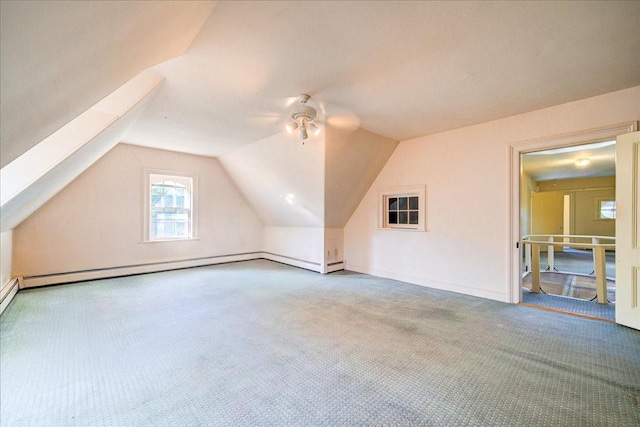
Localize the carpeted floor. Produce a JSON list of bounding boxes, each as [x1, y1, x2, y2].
[[522, 272, 616, 303], [1, 260, 639, 426], [521, 288, 615, 320]]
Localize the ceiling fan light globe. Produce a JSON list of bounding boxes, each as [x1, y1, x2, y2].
[[286, 121, 298, 134], [308, 123, 321, 136], [300, 126, 308, 140]]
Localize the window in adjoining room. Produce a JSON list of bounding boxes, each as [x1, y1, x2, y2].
[[149, 174, 193, 241], [598, 199, 616, 220], [378, 185, 427, 231]]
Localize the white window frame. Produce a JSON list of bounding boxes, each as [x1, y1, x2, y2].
[[378, 185, 427, 231], [144, 171, 197, 242], [596, 198, 616, 220]]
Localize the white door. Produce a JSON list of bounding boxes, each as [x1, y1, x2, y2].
[[616, 131, 640, 330]]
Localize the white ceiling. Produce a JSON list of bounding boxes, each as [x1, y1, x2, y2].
[[3, 1, 640, 161], [522, 140, 616, 182]]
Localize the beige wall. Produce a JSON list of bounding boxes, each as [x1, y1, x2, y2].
[[344, 86, 639, 302], [536, 176, 615, 238], [262, 226, 325, 272], [13, 144, 263, 278]]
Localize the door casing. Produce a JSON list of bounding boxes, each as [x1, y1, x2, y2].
[[508, 122, 637, 304]]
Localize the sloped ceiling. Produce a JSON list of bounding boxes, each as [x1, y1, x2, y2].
[[0, 0, 215, 168], [125, 1, 640, 157]]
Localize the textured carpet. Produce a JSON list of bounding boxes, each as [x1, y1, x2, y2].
[[522, 272, 616, 303], [1, 260, 639, 426], [521, 288, 615, 320]]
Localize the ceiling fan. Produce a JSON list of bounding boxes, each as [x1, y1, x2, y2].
[[285, 94, 321, 141], [249, 92, 360, 142]]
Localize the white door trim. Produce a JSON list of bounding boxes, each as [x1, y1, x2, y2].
[[508, 121, 637, 304]]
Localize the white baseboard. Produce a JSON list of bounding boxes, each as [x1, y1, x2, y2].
[[0, 278, 19, 315], [346, 263, 510, 303], [262, 252, 323, 273], [22, 252, 263, 288], [21, 252, 331, 288], [326, 261, 345, 273]]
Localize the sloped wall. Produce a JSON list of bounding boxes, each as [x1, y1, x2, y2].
[[220, 126, 398, 273], [13, 144, 263, 282], [0, 1, 214, 167], [345, 86, 640, 302], [324, 126, 398, 228], [219, 131, 326, 271]]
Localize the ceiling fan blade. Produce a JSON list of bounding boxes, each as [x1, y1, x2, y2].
[[326, 112, 360, 130]]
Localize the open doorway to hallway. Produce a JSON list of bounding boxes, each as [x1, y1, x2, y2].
[[520, 140, 616, 320]]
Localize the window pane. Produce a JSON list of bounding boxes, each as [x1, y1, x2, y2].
[[398, 197, 407, 210], [388, 212, 398, 224], [176, 222, 186, 236], [398, 212, 408, 224], [150, 174, 193, 240], [389, 197, 397, 210], [409, 211, 419, 224], [163, 222, 176, 236], [151, 196, 162, 207], [600, 201, 616, 219], [409, 197, 418, 210]]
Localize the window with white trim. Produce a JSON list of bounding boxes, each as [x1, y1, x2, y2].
[[598, 199, 616, 220], [379, 185, 427, 231], [149, 174, 193, 240]]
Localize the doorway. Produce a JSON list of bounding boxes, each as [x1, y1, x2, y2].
[[509, 123, 637, 322], [521, 141, 617, 319]]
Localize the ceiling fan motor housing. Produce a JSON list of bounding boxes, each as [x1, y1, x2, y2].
[[290, 104, 317, 123]]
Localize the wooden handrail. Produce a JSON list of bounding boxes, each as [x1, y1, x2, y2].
[[523, 234, 615, 240]]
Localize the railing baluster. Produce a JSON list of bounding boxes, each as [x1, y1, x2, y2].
[[531, 243, 541, 293], [548, 236, 554, 271], [593, 245, 607, 304]]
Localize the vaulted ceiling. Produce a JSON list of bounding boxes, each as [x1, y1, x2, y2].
[[3, 1, 640, 166]]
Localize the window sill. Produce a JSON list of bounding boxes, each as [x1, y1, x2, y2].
[[141, 238, 200, 244], [377, 227, 428, 232]]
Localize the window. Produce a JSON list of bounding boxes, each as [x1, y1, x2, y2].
[[598, 199, 616, 220], [379, 185, 427, 231], [149, 174, 193, 240]]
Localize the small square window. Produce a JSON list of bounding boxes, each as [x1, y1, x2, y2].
[[599, 200, 616, 219], [379, 185, 427, 231]]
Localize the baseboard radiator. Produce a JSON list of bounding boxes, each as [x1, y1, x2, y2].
[[0, 278, 20, 315], [19, 252, 345, 290]]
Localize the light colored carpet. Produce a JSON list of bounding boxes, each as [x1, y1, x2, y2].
[[521, 288, 615, 320], [1, 260, 639, 426], [522, 272, 616, 303]]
